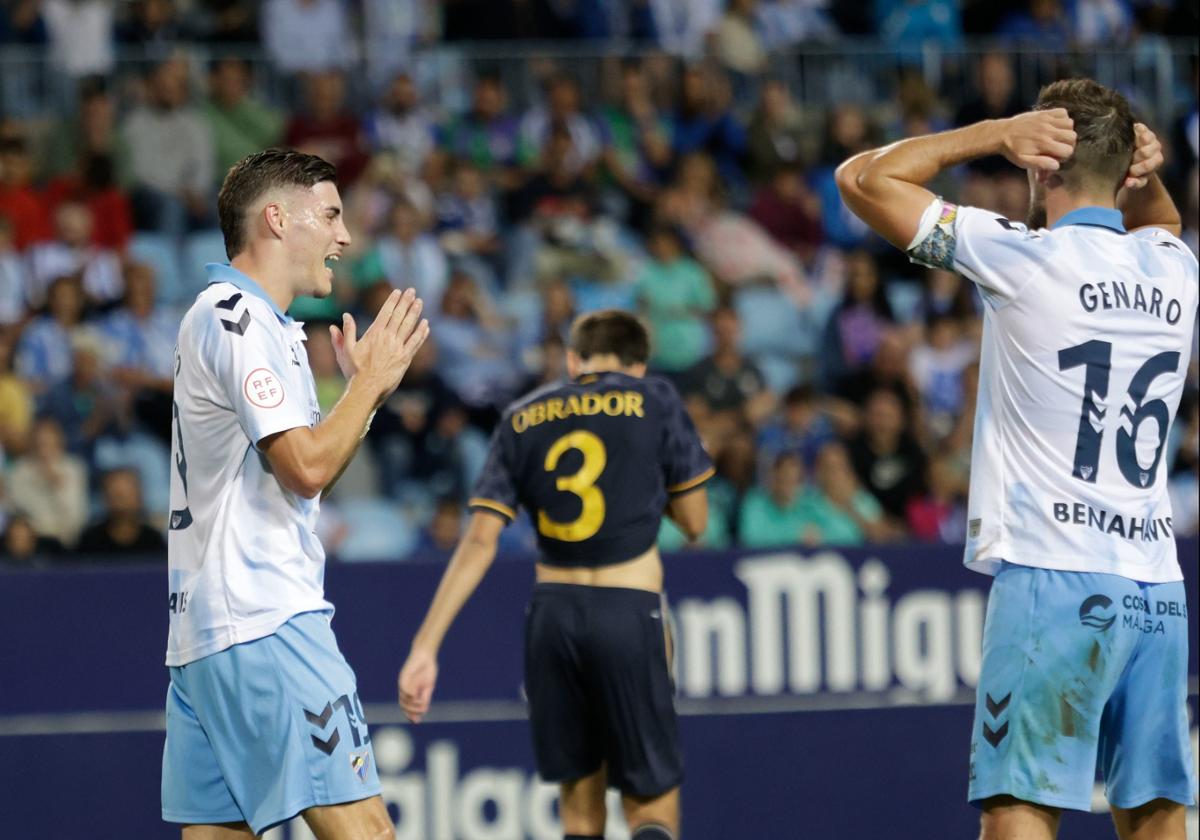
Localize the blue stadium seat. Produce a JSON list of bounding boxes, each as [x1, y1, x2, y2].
[[332, 499, 416, 562], [128, 234, 184, 306]]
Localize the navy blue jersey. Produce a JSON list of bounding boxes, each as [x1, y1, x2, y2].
[[469, 372, 713, 567]]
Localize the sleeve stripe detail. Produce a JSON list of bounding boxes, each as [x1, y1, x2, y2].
[[667, 467, 715, 494], [468, 498, 516, 521]]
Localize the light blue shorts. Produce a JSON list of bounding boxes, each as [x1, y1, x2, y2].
[[969, 563, 1196, 811], [161, 611, 381, 834]]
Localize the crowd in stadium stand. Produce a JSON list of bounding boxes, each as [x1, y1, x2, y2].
[[0, 0, 1196, 564]]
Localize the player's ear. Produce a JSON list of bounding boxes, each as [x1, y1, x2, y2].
[[262, 200, 286, 240]]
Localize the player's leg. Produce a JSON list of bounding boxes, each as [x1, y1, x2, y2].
[[172, 612, 385, 836], [621, 786, 680, 839], [977, 796, 1060, 840], [524, 585, 606, 836], [1099, 579, 1195, 839], [1110, 799, 1186, 840], [586, 587, 684, 835], [162, 671, 250, 834], [560, 764, 608, 837], [181, 824, 255, 839], [300, 796, 395, 840], [968, 564, 1139, 830]]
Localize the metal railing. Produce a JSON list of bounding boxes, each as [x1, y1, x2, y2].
[[0, 38, 1195, 127]]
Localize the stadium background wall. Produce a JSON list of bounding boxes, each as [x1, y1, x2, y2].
[[3, 541, 1196, 839]]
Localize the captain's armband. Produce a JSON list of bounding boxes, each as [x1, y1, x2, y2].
[[906, 199, 958, 270]]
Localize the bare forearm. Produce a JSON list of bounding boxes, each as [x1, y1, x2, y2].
[[1117, 174, 1181, 236], [843, 120, 1003, 191], [837, 120, 1004, 248], [410, 538, 497, 653]]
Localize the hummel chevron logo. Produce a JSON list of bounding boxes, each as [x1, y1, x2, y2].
[[215, 292, 243, 310], [983, 722, 1009, 748], [304, 703, 334, 729], [1157, 241, 1180, 250], [985, 693, 1011, 719], [220, 310, 251, 336], [311, 729, 341, 755]]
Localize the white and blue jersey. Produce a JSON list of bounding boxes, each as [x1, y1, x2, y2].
[[908, 203, 1198, 811], [166, 263, 329, 666], [910, 202, 1198, 583]]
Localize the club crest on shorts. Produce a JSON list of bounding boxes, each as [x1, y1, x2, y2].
[[349, 749, 371, 783]]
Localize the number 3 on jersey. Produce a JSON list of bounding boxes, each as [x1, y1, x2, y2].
[[537, 430, 607, 542], [1058, 340, 1181, 488]]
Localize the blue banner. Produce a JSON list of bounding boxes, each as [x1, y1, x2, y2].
[[3, 541, 1196, 838]]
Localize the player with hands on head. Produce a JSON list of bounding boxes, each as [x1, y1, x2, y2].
[[162, 148, 428, 840], [837, 80, 1197, 840]]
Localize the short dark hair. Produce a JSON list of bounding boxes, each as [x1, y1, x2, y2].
[[217, 148, 337, 259], [1034, 78, 1134, 195], [568, 310, 650, 366]]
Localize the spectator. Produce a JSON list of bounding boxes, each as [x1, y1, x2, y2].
[[440, 74, 520, 183], [76, 467, 166, 558], [353, 198, 449, 304], [434, 271, 520, 413], [518, 75, 602, 175], [40, 330, 123, 460], [44, 153, 134, 253], [42, 0, 114, 78], [682, 304, 774, 425], [202, 57, 284, 186], [998, 0, 1071, 50], [0, 514, 64, 566], [649, 0, 722, 57], [803, 440, 888, 546], [0, 217, 29, 325], [101, 263, 176, 443], [116, 0, 184, 47], [0, 126, 53, 250], [1069, 0, 1132, 45], [713, 0, 769, 77], [262, 0, 353, 75], [636, 225, 716, 373], [821, 250, 894, 387], [671, 66, 747, 190], [412, 497, 466, 558], [809, 104, 877, 249], [15, 274, 87, 398], [756, 383, 837, 471], [746, 79, 811, 185], [908, 311, 976, 443], [0, 331, 33, 457], [749, 164, 824, 262], [199, 0, 259, 43], [434, 159, 502, 282], [738, 451, 816, 548], [848, 388, 927, 528], [755, 0, 839, 48], [41, 76, 129, 180], [121, 55, 215, 236], [8, 417, 88, 547], [284, 70, 369, 187], [0, 0, 47, 45], [879, 0, 962, 55], [955, 52, 1023, 177], [596, 59, 674, 221], [906, 455, 967, 543], [27, 200, 123, 306], [364, 71, 438, 176]]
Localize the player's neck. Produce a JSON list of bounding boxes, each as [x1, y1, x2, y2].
[[229, 253, 294, 314], [1044, 189, 1116, 228]]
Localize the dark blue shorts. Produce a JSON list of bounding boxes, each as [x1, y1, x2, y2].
[[524, 583, 683, 797]]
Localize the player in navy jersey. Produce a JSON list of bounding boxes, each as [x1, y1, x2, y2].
[[399, 310, 712, 840]]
